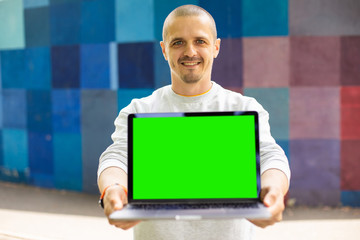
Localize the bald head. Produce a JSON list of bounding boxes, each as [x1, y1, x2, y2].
[[162, 5, 217, 42]]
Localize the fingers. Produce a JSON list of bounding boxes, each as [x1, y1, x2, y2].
[[249, 186, 285, 228], [103, 186, 141, 230]]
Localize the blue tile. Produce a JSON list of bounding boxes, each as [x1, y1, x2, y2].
[[277, 140, 290, 161], [50, 1, 81, 45], [80, 44, 110, 89], [115, 0, 154, 42], [118, 42, 155, 88], [53, 133, 82, 191], [109, 42, 119, 90], [0, 0, 25, 50], [242, 0, 288, 37], [52, 89, 80, 133], [154, 43, 171, 89], [154, 0, 199, 41], [24, 7, 50, 47], [81, 90, 118, 193], [0, 90, 3, 128], [81, 0, 115, 43], [0, 49, 27, 88], [28, 131, 53, 176], [27, 90, 52, 132], [24, 0, 49, 9], [0, 130, 3, 167], [51, 45, 80, 88], [25, 47, 51, 89], [118, 89, 154, 111], [341, 191, 360, 207], [2, 129, 28, 171], [2, 89, 27, 129], [200, 0, 242, 38], [244, 88, 289, 140], [30, 173, 54, 188]]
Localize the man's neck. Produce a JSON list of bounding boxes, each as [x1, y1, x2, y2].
[[171, 80, 213, 97]]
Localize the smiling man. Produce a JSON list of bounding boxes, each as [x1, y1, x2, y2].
[[98, 5, 290, 240]]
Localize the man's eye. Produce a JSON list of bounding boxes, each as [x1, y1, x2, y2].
[[173, 41, 183, 46], [197, 40, 205, 44]]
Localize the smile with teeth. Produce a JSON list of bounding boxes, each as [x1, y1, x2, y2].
[[182, 62, 200, 66]]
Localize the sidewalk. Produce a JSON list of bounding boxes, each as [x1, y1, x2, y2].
[[0, 181, 359, 240]]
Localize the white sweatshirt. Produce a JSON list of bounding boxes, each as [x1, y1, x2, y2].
[[98, 82, 291, 240]]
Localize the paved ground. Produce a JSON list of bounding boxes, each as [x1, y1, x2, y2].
[[0, 181, 359, 240]]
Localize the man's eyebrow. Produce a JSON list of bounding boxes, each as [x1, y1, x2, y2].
[[169, 37, 184, 44]]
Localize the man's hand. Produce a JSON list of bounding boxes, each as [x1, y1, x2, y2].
[[98, 167, 141, 230], [249, 169, 289, 228], [249, 185, 285, 228], [103, 184, 141, 230]]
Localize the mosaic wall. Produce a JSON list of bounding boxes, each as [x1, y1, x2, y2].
[[0, 0, 359, 207]]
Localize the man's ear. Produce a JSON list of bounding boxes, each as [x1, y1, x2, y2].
[[160, 41, 168, 61], [214, 38, 221, 59]]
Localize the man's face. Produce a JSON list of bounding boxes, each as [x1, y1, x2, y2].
[[160, 15, 220, 85]]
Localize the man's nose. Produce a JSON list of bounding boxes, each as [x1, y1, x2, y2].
[[184, 43, 197, 57]]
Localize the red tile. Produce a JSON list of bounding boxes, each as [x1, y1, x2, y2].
[[341, 86, 360, 139], [290, 87, 340, 139], [243, 37, 290, 87], [341, 36, 360, 86], [341, 140, 360, 190], [290, 36, 341, 86]]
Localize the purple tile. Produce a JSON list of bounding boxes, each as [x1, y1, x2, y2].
[[290, 87, 340, 139], [341, 36, 360, 86], [212, 38, 243, 88], [290, 36, 341, 86], [290, 139, 341, 206], [243, 37, 290, 87]]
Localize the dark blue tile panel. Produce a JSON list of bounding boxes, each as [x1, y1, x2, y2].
[[154, 42, 171, 89], [28, 131, 54, 188], [81, 0, 115, 43], [0, 49, 27, 88], [2, 89, 27, 129], [50, 1, 81, 45], [80, 44, 110, 89], [52, 89, 80, 133], [290, 139, 341, 206], [27, 90, 52, 132], [51, 45, 80, 88], [24, 6, 50, 47], [341, 191, 360, 207], [242, 0, 288, 37], [200, 0, 242, 38], [118, 42, 154, 89], [53, 132, 82, 191], [2, 128, 28, 171], [81, 90, 118, 193], [118, 89, 154, 111], [0, 130, 2, 167]]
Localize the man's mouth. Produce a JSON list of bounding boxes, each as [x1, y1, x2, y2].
[[182, 62, 200, 66]]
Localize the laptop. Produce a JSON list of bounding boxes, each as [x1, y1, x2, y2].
[[109, 111, 270, 221]]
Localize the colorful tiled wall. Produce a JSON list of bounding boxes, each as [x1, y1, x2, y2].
[[0, 0, 359, 206]]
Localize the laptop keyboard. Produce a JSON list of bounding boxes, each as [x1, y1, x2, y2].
[[129, 202, 259, 210]]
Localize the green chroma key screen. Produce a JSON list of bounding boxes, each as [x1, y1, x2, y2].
[[130, 113, 258, 200]]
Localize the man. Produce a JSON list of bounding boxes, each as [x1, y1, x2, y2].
[[98, 4, 290, 240]]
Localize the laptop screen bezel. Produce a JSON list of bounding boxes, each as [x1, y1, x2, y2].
[[127, 111, 261, 204]]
